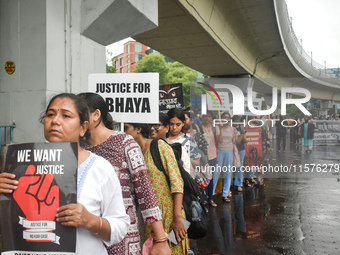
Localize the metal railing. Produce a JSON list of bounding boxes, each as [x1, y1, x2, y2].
[[287, 7, 339, 77], [0, 123, 16, 147]]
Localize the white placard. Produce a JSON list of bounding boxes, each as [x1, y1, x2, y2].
[[206, 92, 229, 111], [88, 73, 159, 123]]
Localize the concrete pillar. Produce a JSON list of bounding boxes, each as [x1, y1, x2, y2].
[[0, 0, 157, 144]]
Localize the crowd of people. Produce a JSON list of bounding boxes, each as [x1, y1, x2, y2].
[[268, 115, 316, 153], [1, 91, 334, 255]]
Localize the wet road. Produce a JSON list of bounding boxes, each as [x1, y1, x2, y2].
[[191, 137, 340, 255]]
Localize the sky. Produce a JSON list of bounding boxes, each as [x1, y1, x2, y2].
[[106, 37, 133, 60], [106, 0, 340, 68], [285, 0, 340, 68]]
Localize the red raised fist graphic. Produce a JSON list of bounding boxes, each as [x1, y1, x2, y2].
[[13, 165, 60, 221]]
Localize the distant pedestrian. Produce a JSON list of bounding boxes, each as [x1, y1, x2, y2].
[[232, 115, 247, 192], [215, 112, 239, 203], [301, 117, 315, 153], [276, 115, 287, 152], [291, 116, 300, 144], [270, 115, 278, 140], [202, 111, 218, 207]]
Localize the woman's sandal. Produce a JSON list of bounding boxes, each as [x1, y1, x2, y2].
[[222, 197, 230, 203], [227, 190, 232, 198], [209, 200, 217, 207]]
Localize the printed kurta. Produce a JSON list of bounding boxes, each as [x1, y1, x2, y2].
[[86, 131, 162, 255], [143, 139, 188, 255]]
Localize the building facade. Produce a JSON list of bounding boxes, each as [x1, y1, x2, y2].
[[114, 41, 148, 73]]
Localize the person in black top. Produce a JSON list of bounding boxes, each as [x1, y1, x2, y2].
[[232, 115, 247, 191], [276, 115, 287, 152]]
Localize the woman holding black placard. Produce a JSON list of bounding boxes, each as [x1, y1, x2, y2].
[[0, 93, 130, 255]]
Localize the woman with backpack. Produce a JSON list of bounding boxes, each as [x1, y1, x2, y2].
[[167, 108, 201, 178], [124, 122, 189, 255], [183, 109, 211, 205]]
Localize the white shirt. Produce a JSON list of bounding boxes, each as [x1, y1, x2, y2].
[[76, 152, 130, 255]]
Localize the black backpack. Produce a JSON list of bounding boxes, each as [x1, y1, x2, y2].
[[150, 138, 209, 239]]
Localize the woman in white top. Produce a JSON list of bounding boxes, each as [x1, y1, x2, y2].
[[0, 93, 129, 255], [167, 108, 201, 177]]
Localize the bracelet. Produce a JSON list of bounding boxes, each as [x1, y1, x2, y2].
[[153, 236, 169, 243], [94, 217, 102, 235]]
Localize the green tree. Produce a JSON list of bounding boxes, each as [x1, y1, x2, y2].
[[286, 103, 314, 117], [106, 50, 116, 73], [165, 61, 198, 106], [134, 53, 169, 85], [134, 53, 199, 107], [106, 64, 116, 73]]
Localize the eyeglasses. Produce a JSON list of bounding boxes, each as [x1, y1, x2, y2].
[[149, 124, 164, 129]]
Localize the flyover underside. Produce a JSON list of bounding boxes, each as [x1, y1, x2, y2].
[[134, 0, 340, 101]]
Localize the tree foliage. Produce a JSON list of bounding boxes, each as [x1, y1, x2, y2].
[[106, 50, 117, 73], [166, 62, 198, 106], [286, 103, 315, 117], [106, 64, 116, 73], [134, 53, 169, 85], [134, 53, 198, 107]]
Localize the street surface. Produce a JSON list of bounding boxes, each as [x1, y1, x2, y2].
[[191, 136, 340, 255]]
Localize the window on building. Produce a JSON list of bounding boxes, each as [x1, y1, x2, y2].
[[120, 58, 123, 66], [114, 60, 118, 67], [126, 44, 130, 53], [135, 54, 143, 63], [120, 67, 124, 73], [135, 43, 142, 53]]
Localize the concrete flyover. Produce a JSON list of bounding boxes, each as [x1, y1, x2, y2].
[[133, 0, 340, 101]]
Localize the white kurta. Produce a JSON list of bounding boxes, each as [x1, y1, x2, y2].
[[76, 152, 130, 255]]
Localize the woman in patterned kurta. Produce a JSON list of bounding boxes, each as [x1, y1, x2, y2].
[[79, 93, 170, 255], [124, 123, 189, 255]]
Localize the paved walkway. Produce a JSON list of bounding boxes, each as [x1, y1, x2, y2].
[[191, 136, 340, 255]]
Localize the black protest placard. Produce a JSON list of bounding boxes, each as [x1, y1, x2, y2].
[[159, 83, 184, 111], [0, 142, 78, 255]]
